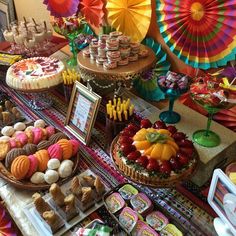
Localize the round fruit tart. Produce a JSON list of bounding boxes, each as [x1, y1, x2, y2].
[[111, 119, 198, 187]]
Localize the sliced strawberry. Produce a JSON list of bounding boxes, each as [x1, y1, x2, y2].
[[169, 157, 181, 170], [167, 125, 177, 134], [146, 159, 159, 171], [179, 139, 193, 148], [172, 132, 187, 141], [159, 161, 172, 174], [119, 136, 133, 145], [176, 152, 189, 165], [153, 120, 167, 129], [126, 124, 139, 133], [120, 144, 136, 156], [179, 147, 194, 157], [140, 119, 152, 128], [127, 151, 141, 161], [135, 155, 148, 168]]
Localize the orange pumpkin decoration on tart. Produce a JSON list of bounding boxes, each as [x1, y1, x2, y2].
[[34, 149, 49, 172], [57, 139, 73, 160], [11, 155, 30, 180]]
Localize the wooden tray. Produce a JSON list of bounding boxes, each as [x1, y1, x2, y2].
[[0, 153, 80, 191], [110, 135, 199, 188]]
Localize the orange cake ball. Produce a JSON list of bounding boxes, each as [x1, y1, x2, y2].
[[35, 149, 49, 172], [57, 139, 73, 160], [11, 155, 30, 180]]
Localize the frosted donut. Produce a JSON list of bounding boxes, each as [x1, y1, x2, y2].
[[34, 119, 46, 128], [13, 122, 26, 131], [1, 126, 15, 137]]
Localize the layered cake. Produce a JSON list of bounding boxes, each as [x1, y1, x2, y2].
[[6, 57, 64, 91], [112, 119, 198, 186]]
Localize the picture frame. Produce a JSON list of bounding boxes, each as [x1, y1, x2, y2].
[[0, 0, 15, 27], [65, 81, 101, 145], [208, 169, 236, 235]]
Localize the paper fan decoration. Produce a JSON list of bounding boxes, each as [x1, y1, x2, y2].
[[79, 0, 104, 27], [133, 38, 170, 101], [106, 0, 152, 42], [43, 0, 79, 17], [213, 106, 236, 132], [156, 0, 236, 69]]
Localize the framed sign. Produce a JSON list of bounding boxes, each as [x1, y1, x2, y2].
[[65, 81, 101, 145], [208, 169, 236, 236]]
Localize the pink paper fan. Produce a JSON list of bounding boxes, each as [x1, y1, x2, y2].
[[44, 0, 80, 17], [79, 0, 104, 27]]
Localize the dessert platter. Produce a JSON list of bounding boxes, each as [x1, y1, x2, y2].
[[77, 32, 156, 82], [104, 183, 184, 235], [23, 169, 108, 236], [0, 119, 80, 190], [6, 56, 65, 110], [110, 119, 199, 187]]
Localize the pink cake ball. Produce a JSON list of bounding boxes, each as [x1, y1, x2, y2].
[[69, 139, 80, 156], [45, 126, 56, 138], [15, 132, 28, 146], [32, 128, 43, 145], [26, 155, 39, 178], [48, 143, 63, 160]]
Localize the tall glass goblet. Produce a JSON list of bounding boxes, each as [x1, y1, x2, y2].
[[190, 78, 235, 147]]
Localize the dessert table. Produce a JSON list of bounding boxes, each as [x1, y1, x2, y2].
[[0, 78, 218, 235]]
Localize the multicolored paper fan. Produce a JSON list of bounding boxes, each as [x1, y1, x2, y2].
[[79, 0, 104, 27], [43, 0, 79, 17], [106, 0, 152, 42], [156, 0, 236, 69], [133, 38, 170, 101]]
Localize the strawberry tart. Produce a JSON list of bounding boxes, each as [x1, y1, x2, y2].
[[6, 57, 64, 91], [111, 119, 198, 187]]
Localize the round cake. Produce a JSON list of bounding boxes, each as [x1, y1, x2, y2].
[[6, 57, 64, 91], [111, 119, 198, 187]]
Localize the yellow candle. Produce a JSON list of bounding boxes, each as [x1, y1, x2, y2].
[[113, 110, 117, 121], [117, 98, 121, 108], [118, 111, 122, 122], [106, 104, 110, 115], [124, 110, 128, 120], [129, 104, 134, 116], [113, 98, 116, 107]]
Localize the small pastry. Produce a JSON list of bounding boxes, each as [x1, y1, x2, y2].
[[47, 143, 62, 160], [13, 131, 24, 137], [1, 126, 15, 136], [9, 138, 21, 149], [11, 107, 20, 116], [15, 132, 28, 146], [45, 126, 55, 138], [57, 139, 73, 160], [2, 111, 11, 124], [82, 175, 95, 187], [42, 210, 61, 231], [32, 192, 51, 216], [47, 159, 60, 170], [0, 136, 10, 141], [34, 119, 46, 128], [23, 143, 37, 155], [37, 140, 52, 150], [35, 150, 49, 172], [64, 194, 76, 213], [25, 155, 38, 178], [25, 130, 34, 143], [5, 100, 13, 111], [58, 162, 73, 178], [5, 148, 26, 169], [49, 132, 68, 144], [0, 141, 10, 160], [13, 122, 26, 131], [44, 170, 59, 184], [0, 105, 3, 113], [30, 172, 45, 184], [94, 176, 105, 195], [11, 155, 30, 180], [41, 128, 48, 140], [60, 160, 74, 168], [81, 187, 93, 204], [69, 139, 79, 156], [71, 176, 82, 197], [25, 126, 34, 132], [32, 127, 43, 144], [49, 183, 65, 207]]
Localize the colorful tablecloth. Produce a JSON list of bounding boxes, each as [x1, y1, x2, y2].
[[0, 81, 217, 236]]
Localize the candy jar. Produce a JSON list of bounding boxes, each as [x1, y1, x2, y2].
[[190, 76, 235, 147], [158, 72, 190, 124]]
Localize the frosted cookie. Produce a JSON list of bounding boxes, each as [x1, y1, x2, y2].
[[34, 119, 46, 128], [14, 122, 26, 131], [1, 126, 15, 137]]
